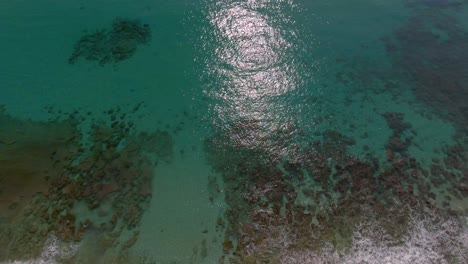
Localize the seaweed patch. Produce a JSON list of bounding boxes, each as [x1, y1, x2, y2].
[[203, 116, 468, 263], [68, 18, 151, 65], [0, 105, 173, 263], [383, 8, 468, 133]]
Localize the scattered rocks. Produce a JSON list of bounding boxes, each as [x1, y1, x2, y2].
[[0, 105, 173, 261], [204, 114, 467, 262]]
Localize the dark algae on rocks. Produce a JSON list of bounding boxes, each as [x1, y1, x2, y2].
[[204, 116, 468, 263], [0, 105, 173, 263], [68, 18, 151, 66]]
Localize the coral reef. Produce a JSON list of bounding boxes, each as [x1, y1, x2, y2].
[[384, 7, 468, 133], [203, 115, 467, 263], [0, 105, 173, 262], [68, 18, 151, 65], [382, 3, 468, 212], [0, 109, 78, 222]]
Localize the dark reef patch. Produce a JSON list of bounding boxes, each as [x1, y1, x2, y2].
[[0, 105, 173, 262], [384, 8, 468, 133], [69, 18, 151, 65], [0, 107, 80, 259], [383, 112, 414, 156], [204, 115, 467, 263]]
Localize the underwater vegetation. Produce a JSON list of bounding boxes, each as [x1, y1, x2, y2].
[[0, 105, 173, 262], [204, 112, 467, 263], [0, 107, 79, 259], [384, 4, 468, 134], [201, 4, 468, 260], [68, 18, 151, 65], [1, 1, 468, 263]]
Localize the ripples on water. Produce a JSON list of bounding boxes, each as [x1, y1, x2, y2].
[[0, 0, 467, 263], [199, 0, 315, 160], [199, 0, 468, 263]]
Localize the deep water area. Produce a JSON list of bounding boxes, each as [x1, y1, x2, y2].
[[0, 0, 467, 263]]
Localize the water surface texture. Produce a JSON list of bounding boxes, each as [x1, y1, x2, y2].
[[0, 0, 467, 263]]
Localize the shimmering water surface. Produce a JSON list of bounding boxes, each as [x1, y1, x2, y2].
[[0, 0, 467, 263]]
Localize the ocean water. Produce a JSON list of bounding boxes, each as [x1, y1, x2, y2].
[[0, 0, 467, 263]]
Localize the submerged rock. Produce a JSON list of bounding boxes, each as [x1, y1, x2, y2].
[[69, 18, 151, 65], [0, 105, 173, 262], [203, 116, 468, 263]]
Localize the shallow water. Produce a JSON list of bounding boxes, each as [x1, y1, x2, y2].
[[0, 0, 467, 263]]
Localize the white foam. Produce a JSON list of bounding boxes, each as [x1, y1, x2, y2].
[[3, 212, 466, 264], [278, 212, 468, 264], [3, 235, 80, 264]]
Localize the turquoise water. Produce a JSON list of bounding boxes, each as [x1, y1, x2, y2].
[[0, 0, 467, 263]]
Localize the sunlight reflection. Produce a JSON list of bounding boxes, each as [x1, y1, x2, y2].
[[206, 0, 301, 150]]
